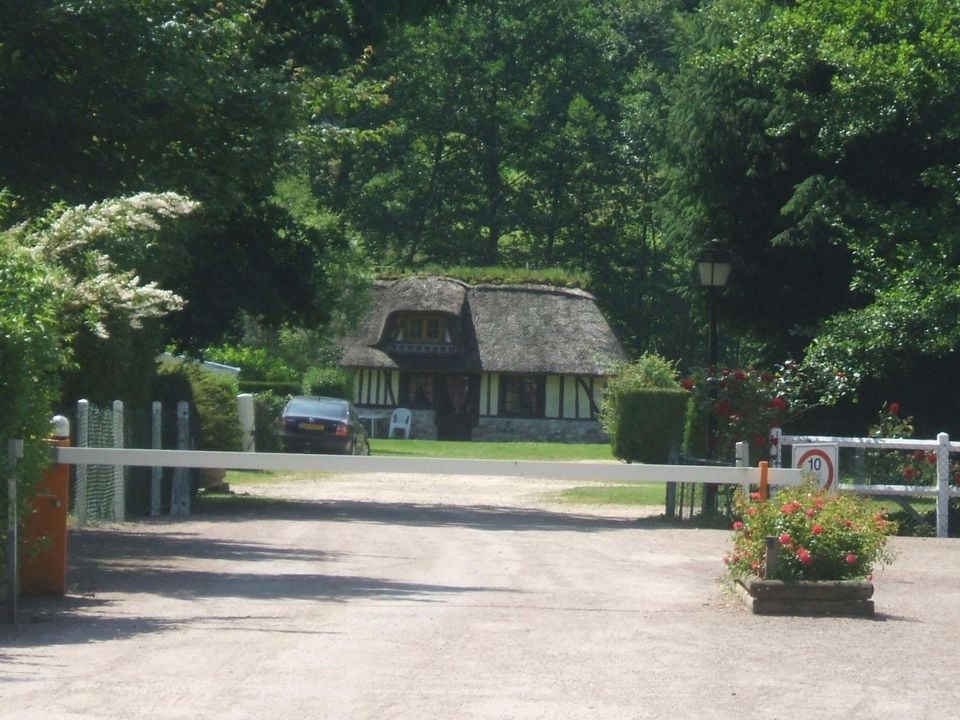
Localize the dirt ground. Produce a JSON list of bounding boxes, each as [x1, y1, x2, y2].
[[2, 472, 959, 720]]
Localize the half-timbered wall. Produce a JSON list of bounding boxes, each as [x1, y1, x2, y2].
[[479, 373, 605, 420], [353, 369, 400, 407], [545, 375, 605, 420], [479, 374, 500, 416]]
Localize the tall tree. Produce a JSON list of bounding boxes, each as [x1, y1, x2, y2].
[[0, 0, 380, 348], [325, 0, 694, 357], [656, 0, 960, 428]]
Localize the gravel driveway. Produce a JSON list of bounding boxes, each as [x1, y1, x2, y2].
[[2, 472, 959, 719]]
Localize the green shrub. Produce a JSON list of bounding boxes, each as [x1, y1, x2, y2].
[[301, 366, 353, 399], [201, 343, 298, 382], [607, 353, 682, 391], [601, 354, 687, 463], [0, 243, 64, 552], [606, 388, 689, 463], [157, 359, 241, 451], [726, 479, 897, 581], [238, 380, 301, 396], [682, 396, 708, 459], [253, 391, 287, 453]]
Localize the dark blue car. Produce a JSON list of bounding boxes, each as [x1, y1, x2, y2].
[[279, 396, 371, 455]]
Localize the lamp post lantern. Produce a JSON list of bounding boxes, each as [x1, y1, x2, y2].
[[697, 239, 732, 513]]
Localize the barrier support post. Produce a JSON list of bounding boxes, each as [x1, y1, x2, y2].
[[759, 461, 769, 501]]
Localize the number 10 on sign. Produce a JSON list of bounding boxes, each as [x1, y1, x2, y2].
[[793, 444, 839, 491]]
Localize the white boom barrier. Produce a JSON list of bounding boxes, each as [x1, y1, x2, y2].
[[52, 446, 802, 488]]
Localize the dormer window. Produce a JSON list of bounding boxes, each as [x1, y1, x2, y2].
[[395, 314, 449, 344]]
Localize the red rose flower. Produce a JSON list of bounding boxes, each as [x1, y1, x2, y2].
[[778, 532, 792, 546], [796, 547, 812, 565], [845, 553, 858, 565], [888, 402, 900, 415], [811, 524, 824, 535], [768, 396, 788, 411], [732, 521, 744, 531]]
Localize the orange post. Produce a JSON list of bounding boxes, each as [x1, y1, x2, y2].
[[20, 436, 71, 595], [758, 461, 769, 501]]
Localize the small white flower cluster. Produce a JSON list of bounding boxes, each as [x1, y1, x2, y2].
[[17, 192, 198, 338]]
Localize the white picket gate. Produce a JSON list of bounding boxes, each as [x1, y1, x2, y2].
[[770, 428, 960, 538]]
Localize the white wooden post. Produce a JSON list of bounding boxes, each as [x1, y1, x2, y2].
[[170, 402, 191, 516], [6, 438, 24, 623], [238, 393, 256, 452], [150, 401, 162, 517], [769, 427, 782, 468], [112, 400, 125, 522], [75, 400, 90, 526], [936, 432, 950, 539]]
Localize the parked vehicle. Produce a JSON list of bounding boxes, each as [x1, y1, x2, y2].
[[279, 396, 371, 455]]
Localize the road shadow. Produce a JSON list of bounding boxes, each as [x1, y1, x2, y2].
[[191, 493, 673, 533], [0, 521, 511, 651]]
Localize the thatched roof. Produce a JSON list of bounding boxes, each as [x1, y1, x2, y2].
[[340, 276, 626, 376]]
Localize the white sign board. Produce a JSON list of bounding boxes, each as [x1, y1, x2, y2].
[[793, 443, 839, 491]]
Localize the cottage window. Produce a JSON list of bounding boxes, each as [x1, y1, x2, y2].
[[499, 374, 545, 418], [401, 373, 435, 409], [397, 314, 446, 344]]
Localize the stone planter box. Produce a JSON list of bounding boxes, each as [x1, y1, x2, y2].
[[735, 575, 875, 617]]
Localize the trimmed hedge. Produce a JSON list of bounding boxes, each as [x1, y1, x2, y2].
[[253, 391, 286, 453], [605, 388, 690, 463], [301, 366, 353, 399], [156, 359, 242, 451], [238, 380, 300, 396]]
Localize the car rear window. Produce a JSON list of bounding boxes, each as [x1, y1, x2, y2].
[[286, 398, 348, 419]]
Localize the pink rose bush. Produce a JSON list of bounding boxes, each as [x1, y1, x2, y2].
[[724, 479, 897, 582]]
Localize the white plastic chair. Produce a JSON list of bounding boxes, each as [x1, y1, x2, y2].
[[388, 408, 412, 439]]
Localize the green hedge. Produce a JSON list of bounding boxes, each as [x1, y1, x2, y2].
[[253, 391, 286, 453], [605, 388, 690, 463], [157, 360, 241, 451], [301, 366, 353, 399], [238, 380, 300, 396]]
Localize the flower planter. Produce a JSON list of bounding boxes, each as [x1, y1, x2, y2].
[[735, 575, 875, 617]]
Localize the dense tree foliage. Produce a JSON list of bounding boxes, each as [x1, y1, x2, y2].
[[1, 0, 958, 437], [658, 0, 960, 430], [0, 0, 377, 351]]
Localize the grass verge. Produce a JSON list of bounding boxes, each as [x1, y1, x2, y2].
[[369, 439, 615, 460], [557, 484, 666, 506]]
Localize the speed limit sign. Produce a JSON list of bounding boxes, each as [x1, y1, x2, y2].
[[793, 444, 839, 490]]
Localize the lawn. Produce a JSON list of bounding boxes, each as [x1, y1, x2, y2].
[[369, 438, 616, 461]]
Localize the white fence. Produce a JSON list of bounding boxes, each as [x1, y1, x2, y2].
[[770, 429, 960, 538]]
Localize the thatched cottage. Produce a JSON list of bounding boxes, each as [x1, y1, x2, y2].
[[340, 276, 627, 442]]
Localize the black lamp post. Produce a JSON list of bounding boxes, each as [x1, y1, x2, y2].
[[697, 239, 732, 513]]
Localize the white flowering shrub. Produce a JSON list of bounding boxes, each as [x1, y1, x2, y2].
[[1, 192, 197, 543]]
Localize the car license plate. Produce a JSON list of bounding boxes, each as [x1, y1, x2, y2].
[[300, 422, 325, 431]]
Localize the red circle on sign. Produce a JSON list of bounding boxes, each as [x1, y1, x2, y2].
[[795, 448, 835, 490]]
